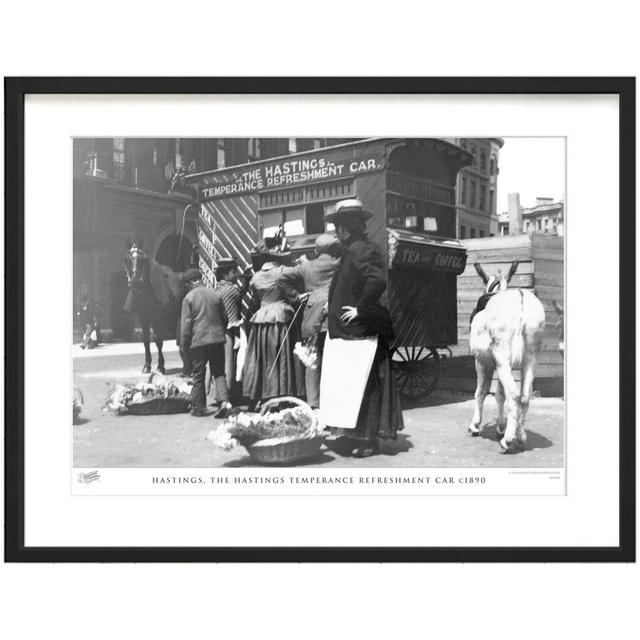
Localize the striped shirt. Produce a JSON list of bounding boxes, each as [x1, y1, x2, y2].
[[216, 280, 243, 327]]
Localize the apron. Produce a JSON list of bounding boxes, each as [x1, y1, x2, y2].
[[235, 327, 248, 382], [319, 335, 378, 429]]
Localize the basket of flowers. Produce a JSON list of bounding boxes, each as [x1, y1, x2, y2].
[[209, 396, 325, 465], [103, 373, 192, 415]]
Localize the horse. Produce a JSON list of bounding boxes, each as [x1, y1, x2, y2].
[[467, 262, 546, 452], [124, 240, 184, 374]]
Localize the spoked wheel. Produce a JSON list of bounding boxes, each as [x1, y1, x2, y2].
[[392, 347, 440, 401]]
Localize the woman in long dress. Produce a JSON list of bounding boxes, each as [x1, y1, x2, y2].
[[319, 199, 404, 457], [242, 248, 305, 405]]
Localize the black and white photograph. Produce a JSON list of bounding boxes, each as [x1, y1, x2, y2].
[[2, 3, 638, 639], [6, 78, 632, 561], [72, 136, 565, 474]]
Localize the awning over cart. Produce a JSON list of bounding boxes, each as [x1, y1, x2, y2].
[[388, 228, 467, 274]]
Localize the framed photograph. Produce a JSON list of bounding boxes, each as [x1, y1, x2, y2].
[[5, 77, 635, 562]]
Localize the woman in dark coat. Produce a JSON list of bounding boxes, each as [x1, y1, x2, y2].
[[319, 198, 404, 457], [242, 247, 305, 405]]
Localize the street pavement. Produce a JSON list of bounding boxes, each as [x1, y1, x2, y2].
[[73, 342, 564, 469]]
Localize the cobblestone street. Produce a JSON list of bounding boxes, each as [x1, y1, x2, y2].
[[73, 342, 564, 469]]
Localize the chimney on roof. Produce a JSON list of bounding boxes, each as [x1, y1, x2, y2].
[[508, 193, 522, 235]]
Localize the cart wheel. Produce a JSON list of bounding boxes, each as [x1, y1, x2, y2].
[[392, 347, 440, 400]]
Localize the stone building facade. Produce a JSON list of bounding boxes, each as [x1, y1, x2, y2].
[[445, 138, 503, 238], [497, 196, 564, 237], [73, 137, 354, 341]]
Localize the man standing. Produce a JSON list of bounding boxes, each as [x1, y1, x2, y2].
[[279, 234, 340, 408], [180, 268, 232, 418], [215, 258, 250, 404]]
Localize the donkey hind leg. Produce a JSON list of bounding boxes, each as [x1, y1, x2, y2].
[[495, 380, 507, 438], [516, 353, 537, 449], [494, 355, 520, 452], [141, 316, 152, 374], [468, 358, 495, 436]]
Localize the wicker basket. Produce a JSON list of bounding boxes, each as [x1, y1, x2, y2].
[[125, 397, 191, 415], [244, 397, 324, 465]]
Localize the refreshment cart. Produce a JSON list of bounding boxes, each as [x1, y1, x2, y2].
[[186, 138, 472, 399]]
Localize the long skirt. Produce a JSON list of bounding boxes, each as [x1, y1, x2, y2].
[[242, 321, 305, 402], [323, 337, 404, 441]]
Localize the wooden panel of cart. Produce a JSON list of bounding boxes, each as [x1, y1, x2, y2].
[[187, 138, 472, 400]]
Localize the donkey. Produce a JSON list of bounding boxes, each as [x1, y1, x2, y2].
[[124, 240, 184, 374], [467, 262, 546, 452]]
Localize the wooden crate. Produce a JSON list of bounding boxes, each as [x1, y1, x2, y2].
[[442, 233, 564, 396]]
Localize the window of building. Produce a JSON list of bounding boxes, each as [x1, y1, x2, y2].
[[470, 180, 477, 208], [490, 158, 496, 175], [479, 184, 486, 211], [324, 202, 337, 232], [461, 176, 467, 205], [537, 218, 542, 231], [174, 138, 183, 169], [423, 217, 438, 232], [479, 230, 485, 238], [217, 139, 226, 169], [288, 137, 297, 154], [247, 138, 261, 161], [152, 147, 158, 165], [112, 138, 126, 182], [313, 138, 324, 150], [259, 196, 350, 239], [470, 228, 476, 238], [460, 225, 466, 239], [306, 202, 325, 235], [480, 151, 486, 172], [261, 206, 305, 239], [489, 189, 495, 213]]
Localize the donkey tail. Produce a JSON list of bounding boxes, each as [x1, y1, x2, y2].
[[510, 290, 525, 368]]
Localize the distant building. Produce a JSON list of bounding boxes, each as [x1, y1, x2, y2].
[[445, 137, 503, 239], [498, 195, 564, 236], [73, 137, 354, 340]]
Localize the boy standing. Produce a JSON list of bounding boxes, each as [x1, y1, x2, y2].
[[180, 268, 232, 418]]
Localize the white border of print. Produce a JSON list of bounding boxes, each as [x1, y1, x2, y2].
[[24, 93, 618, 548]]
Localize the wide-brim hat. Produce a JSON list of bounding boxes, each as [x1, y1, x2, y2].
[[250, 245, 292, 269], [215, 257, 238, 271], [324, 198, 373, 223]]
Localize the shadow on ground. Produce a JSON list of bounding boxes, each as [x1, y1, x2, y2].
[[478, 422, 553, 453], [403, 390, 474, 410], [222, 451, 337, 468], [379, 433, 414, 456]]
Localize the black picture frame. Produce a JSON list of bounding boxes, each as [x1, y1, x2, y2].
[[4, 77, 635, 563]]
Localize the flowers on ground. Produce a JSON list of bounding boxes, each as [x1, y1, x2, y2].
[[103, 374, 192, 415], [209, 405, 322, 449]]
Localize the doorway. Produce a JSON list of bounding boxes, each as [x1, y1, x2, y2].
[[155, 233, 194, 272]]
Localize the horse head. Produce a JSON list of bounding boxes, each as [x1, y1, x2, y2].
[[125, 239, 149, 289]]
